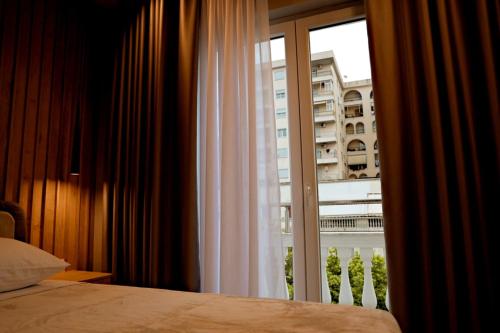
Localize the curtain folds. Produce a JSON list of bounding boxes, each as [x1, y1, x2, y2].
[[106, 0, 200, 291], [366, 1, 499, 332], [198, 0, 287, 298]]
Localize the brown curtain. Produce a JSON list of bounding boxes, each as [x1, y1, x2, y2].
[[366, 1, 499, 332], [105, 0, 200, 291]]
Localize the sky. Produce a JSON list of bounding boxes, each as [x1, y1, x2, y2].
[[270, 20, 371, 82]]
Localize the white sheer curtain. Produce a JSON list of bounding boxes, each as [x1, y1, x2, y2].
[[198, 0, 287, 299]]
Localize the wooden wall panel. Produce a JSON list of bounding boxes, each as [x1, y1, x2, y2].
[[0, 0, 96, 270]]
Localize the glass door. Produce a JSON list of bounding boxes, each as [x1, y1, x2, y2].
[[270, 3, 390, 308], [270, 22, 307, 301], [295, 7, 389, 308]]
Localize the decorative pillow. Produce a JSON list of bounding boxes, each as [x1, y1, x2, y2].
[[0, 238, 69, 292]]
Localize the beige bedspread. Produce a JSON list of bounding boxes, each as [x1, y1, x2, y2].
[[0, 280, 400, 332]]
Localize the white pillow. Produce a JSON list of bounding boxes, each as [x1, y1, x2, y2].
[[0, 238, 69, 292]]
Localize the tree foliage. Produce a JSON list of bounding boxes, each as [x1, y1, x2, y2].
[[285, 247, 388, 310]]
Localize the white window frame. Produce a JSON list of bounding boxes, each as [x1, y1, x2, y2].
[[271, 3, 365, 302]]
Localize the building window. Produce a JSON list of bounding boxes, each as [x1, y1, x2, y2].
[[346, 123, 354, 135], [356, 122, 365, 134], [278, 168, 289, 179], [372, 120, 376, 132], [326, 101, 334, 111], [374, 140, 378, 150], [347, 139, 366, 152], [274, 70, 285, 80], [276, 108, 287, 118], [276, 89, 286, 99], [277, 128, 287, 138], [277, 148, 288, 158], [344, 90, 362, 102]]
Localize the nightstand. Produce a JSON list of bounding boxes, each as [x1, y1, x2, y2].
[[48, 270, 112, 284]]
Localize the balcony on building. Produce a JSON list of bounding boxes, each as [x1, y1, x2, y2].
[[314, 104, 335, 122], [345, 104, 364, 118], [312, 71, 333, 83], [316, 149, 338, 164], [315, 130, 337, 143]]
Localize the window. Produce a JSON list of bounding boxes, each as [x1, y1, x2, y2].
[[372, 120, 376, 132], [276, 108, 287, 118], [344, 90, 362, 102], [277, 128, 287, 138], [346, 123, 354, 135], [274, 70, 285, 80], [355, 122, 365, 134], [347, 139, 366, 151], [277, 148, 288, 158], [278, 168, 289, 179], [271, 6, 386, 306], [276, 89, 286, 99]]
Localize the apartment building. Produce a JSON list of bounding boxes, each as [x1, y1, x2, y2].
[[272, 51, 380, 183]]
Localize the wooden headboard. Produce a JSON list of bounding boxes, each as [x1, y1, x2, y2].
[[0, 201, 27, 241], [0, 211, 15, 238]]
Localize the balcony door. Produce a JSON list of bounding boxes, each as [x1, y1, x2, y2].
[[271, 4, 389, 308]]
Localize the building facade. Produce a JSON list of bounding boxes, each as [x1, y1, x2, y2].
[[272, 51, 379, 184]]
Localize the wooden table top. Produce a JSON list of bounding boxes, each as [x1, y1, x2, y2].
[[48, 270, 112, 283]]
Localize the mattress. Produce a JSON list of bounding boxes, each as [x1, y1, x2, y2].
[[0, 280, 400, 332]]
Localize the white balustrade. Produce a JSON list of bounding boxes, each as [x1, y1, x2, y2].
[[383, 247, 390, 310], [321, 246, 332, 303], [360, 247, 377, 308], [338, 247, 354, 305], [281, 232, 389, 309]]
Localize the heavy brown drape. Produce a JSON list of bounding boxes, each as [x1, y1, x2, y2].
[[105, 0, 200, 291], [366, 1, 499, 332]]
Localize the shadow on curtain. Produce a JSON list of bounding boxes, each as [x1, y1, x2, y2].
[[104, 0, 201, 292], [366, 1, 499, 332]]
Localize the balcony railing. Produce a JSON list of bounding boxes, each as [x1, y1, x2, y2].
[[281, 231, 388, 308], [345, 111, 364, 118], [320, 215, 383, 231], [313, 90, 333, 97], [312, 70, 332, 78]]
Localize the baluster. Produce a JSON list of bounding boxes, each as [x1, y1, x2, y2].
[[321, 246, 331, 303], [383, 247, 390, 310], [360, 248, 377, 308], [337, 247, 354, 305], [283, 246, 290, 300]]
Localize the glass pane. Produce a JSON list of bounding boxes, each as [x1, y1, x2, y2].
[[309, 20, 388, 309], [270, 37, 295, 300]]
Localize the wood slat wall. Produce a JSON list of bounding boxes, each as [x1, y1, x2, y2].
[[0, 0, 95, 269]]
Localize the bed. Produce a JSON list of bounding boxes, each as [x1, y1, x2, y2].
[[0, 203, 400, 333]]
